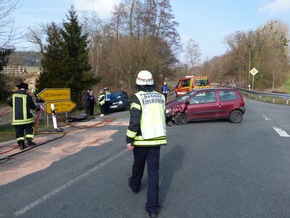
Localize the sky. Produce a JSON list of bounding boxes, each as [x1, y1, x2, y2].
[[12, 0, 290, 63]]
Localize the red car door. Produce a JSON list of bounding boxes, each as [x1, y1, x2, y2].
[[185, 90, 220, 121], [217, 90, 239, 118]]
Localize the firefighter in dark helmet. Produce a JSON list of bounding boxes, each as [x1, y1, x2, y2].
[[7, 82, 39, 150]]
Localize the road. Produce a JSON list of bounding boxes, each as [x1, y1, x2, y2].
[[0, 99, 290, 218]]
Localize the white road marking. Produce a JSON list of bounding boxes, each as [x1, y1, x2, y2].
[[273, 127, 290, 137], [262, 115, 271, 120], [262, 115, 289, 137], [14, 148, 128, 216]]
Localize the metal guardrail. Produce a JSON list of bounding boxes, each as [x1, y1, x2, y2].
[[236, 88, 290, 105]]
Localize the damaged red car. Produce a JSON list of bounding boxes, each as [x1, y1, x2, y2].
[[166, 88, 246, 125]]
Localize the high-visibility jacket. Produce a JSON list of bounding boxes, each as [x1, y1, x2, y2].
[[8, 90, 37, 126], [126, 90, 167, 146], [104, 91, 111, 101], [98, 94, 105, 105]]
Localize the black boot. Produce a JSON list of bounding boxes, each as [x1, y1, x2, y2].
[[26, 139, 36, 146], [18, 140, 26, 150]]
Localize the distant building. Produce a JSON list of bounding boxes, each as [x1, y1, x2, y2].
[[1, 65, 27, 75], [1, 65, 40, 75]]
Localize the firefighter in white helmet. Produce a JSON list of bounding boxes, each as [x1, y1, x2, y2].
[[126, 70, 167, 218]]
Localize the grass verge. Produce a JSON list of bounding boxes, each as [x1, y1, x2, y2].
[[0, 118, 68, 143]]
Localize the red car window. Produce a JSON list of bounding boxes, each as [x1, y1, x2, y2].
[[219, 90, 238, 101]]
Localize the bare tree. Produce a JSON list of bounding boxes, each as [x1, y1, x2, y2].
[[0, 0, 19, 100], [259, 20, 289, 90], [25, 24, 48, 53], [109, 0, 180, 93], [80, 12, 108, 76], [224, 31, 250, 87], [222, 19, 290, 90], [0, 0, 18, 48], [185, 38, 201, 75]]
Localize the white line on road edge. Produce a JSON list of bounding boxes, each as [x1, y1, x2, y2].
[[273, 127, 290, 137], [14, 148, 128, 216]]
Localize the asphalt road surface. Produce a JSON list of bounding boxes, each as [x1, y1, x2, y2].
[[1, 98, 290, 218]]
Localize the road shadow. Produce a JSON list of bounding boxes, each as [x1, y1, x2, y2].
[[159, 144, 185, 205]]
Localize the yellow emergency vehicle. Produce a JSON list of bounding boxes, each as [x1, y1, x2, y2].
[[174, 76, 210, 97]]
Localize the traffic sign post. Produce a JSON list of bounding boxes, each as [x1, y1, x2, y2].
[[38, 88, 71, 101], [50, 103, 58, 129], [250, 68, 258, 91], [37, 88, 76, 127], [37, 88, 76, 114], [46, 100, 76, 114]]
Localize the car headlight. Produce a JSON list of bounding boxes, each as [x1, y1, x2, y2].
[[118, 101, 123, 104]]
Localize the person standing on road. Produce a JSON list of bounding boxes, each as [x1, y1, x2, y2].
[[126, 70, 167, 218], [7, 82, 39, 150], [89, 90, 96, 116], [161, 82, 169, 102], [98, 90, 105, 116], [104, 87, 111, 115], [84, 89, 91, 116]]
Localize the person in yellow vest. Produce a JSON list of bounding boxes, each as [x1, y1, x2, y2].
[[126, 70, 167, 218], [98, 90, 105, 116], [104, 87, 111, 115], [7, 82, 39, 150]]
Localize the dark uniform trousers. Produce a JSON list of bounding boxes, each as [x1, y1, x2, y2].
[[104, 101, 110, 115], [131, 146, 161, 213], [15, 123, 34, 141]]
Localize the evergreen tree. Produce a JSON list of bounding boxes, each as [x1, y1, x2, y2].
[[0, 48, 13, 100], [60, 6, 100, 107], [36, 23, 67, 93], [36, 6, 101, 108]]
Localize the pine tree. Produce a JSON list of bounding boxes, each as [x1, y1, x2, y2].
[[36, 6, 101, 108], [60, 6, 100, 106], [0, 48, 14, 100], [36, 23, 67, 93]]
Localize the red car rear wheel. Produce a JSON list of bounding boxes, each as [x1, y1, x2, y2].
[[229, 110, 243, 123]]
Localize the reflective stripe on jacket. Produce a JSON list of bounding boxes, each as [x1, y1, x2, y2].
[[9, 91, 36, 126], [98, 94, 105, 105], [126, 90, 167, 146], [104, 91, 111, 101]]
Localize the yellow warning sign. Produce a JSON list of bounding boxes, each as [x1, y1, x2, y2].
[[38, 88, 71, 101], [46, 100, 76, 114]]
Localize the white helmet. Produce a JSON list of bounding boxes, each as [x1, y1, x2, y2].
[[136, 70, 154, 85]]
